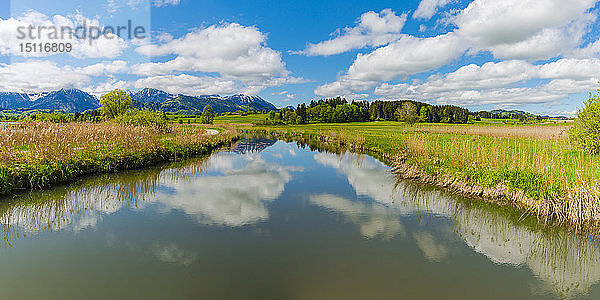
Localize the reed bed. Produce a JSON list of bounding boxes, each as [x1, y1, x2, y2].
[[0, 122, 238, 196], [410, 124, 569, 141], [244, 122, 600, 231]]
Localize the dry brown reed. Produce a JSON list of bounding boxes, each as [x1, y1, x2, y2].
[[0, 122, 163, 164], [411, 124, 569, 141]]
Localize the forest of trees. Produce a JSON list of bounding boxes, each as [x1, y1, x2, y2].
[[369, 100, 470, 124], [267, 97, 370, 124], [267, 97, 470, 125]]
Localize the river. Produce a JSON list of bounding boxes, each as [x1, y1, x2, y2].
[[0, 139, 598, 299]]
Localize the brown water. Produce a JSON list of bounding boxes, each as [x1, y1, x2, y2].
[[0, 139, 599, 299]]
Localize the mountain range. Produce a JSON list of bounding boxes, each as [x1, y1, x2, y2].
[[0, 88, 277, 114]]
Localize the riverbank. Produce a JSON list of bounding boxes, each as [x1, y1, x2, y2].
[[241, 122, 600, 232], [0, 122, 239, 197]]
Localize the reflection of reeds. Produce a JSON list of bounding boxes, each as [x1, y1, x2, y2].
[[161, 156, 211, 183], [0, 156, 210, 247], [392, 175, 600, 298], [528, 231, 600, 298]]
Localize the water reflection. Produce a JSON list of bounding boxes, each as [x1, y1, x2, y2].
[[309, 193, 405, 239], [0, 141, 599, 298], [155, 151, 301, 226], [312, 151, 600, 298], [151, 242, 198, 267], [231, 138, 276, 154], [0, 140, 301, 244]]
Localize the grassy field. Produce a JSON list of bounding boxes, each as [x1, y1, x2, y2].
[[214, 114, 269, 124], [241, 121, 600, 230], [0, 122, 238, 196], [166, 113, 269, 125]]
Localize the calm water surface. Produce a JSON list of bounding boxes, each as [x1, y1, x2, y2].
[[1, 139, 599, 299]]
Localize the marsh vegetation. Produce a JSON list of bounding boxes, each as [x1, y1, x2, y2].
[[0, 122, 238, 196]]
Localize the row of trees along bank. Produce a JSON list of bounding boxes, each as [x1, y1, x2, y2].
[[266, 97, 470, 125]]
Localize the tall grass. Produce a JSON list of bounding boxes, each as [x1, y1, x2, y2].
[[409, 124, 569, 140], [0, 122, 238, 196]]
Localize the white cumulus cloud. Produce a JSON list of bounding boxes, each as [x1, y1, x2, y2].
[[413, 0, 452, 20], [315, 32, 466, 96], [0, 10, 128, 59], [373, 58, 600, 111], [454, 0, 597, 60], [134, 74, 238, 96], [152, 0, 180, 7], [0, 60, 90, 92], [297, 9, 407, 56]]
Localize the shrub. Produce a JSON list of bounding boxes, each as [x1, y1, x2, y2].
[[569, 91, 600, 154], [115, 109, 168, 130]]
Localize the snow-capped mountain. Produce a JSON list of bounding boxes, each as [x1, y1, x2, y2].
[[131, 88, 177, 103], [0, 88, 278, 114], [0, 89, 99, 112], [225, 94, 277, 110], [27, 92, 50, 102], [0, 92, 31, 110], [29, 89, 100, 112]]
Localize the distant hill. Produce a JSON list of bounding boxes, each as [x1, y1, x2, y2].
[[227, 94, 277, 111], [0, 88, 277, 114], [476, 109, 544, 120]]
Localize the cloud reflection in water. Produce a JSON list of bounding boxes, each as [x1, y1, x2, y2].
[[156, 151, 302, 227]]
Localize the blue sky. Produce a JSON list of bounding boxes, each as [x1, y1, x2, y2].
[[1, 0, 600, 115]]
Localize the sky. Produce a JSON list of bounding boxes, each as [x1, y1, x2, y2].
[[1, 0, 600, 115]]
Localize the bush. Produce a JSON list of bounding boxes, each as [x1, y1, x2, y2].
[[115, 109, 168, 130], [569, 91, 600, 154]]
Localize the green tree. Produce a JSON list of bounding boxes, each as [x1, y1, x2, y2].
[[569, 91, 600, 154], [419, 106, 430, 122], [200, 105, 215, 124], [268, 111, 277, 121], [395, 102, 419, 125], [296, 104, 307, 124], [99, 89, 133, 119]]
